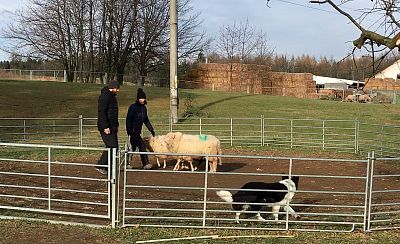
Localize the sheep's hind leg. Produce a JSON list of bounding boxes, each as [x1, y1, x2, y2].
[[173, 159, 181, 171]]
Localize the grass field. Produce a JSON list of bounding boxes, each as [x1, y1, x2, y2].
[[1, 79, 400, 243], [0, 220, 399, 244], [1, 79, 400, 125]]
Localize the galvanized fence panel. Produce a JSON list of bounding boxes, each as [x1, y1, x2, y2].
[[2, 116, 400, 158], [0, 118, 81, 146], [368, 156, 400, 231], [358, 123, 400, 157], [122, 151, 370, 232], [263, 118, 357, 153], [0, 143, 118, 227]]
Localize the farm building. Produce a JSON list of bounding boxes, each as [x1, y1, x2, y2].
[[313, 75, 363, 90], [374, 60, 400, 80]]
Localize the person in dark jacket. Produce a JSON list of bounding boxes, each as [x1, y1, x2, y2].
[[96, 80, 120, 174], [126, 88, 155, 169]]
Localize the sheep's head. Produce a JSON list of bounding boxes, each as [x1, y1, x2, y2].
[[143, 136, 153, 151]]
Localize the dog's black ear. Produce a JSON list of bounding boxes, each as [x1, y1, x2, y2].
[[291, 176, 300, 187], [281, 173, 289, 181]]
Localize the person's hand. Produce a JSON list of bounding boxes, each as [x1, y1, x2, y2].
[[104, 128, 110, 134], [150, 130, 155, 137]]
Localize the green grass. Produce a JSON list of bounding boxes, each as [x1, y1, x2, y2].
[[0, 219, 399, 243], [1, 79, 400, 125]]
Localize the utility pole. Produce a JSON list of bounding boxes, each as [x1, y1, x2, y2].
[[170, 0, 179, 123]]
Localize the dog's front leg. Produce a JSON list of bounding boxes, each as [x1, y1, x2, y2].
[[256, 213, 267, 222], [284, 205, 300, 219], [235, 212, 241, 224], [272, 205, 281, 221]]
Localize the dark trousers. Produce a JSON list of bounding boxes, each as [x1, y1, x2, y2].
[[130, 133, 150, 166], [97, 130, 118, 168]]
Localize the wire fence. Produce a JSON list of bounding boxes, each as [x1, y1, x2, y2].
[[1, 116, 400, 157]]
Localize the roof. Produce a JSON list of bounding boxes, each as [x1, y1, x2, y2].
[[313, 75, 363, 85]]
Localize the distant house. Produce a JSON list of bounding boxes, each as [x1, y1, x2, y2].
[[374, 60, 400, 79], [313, 75, 364, 90]]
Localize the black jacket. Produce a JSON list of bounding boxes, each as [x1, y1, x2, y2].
[[97, 86, 119, 131], [126, 101, 154, 135]]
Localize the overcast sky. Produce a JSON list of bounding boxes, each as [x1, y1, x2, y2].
[[0, 0, 369, 61]]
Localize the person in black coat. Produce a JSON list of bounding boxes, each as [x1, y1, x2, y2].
[[126, 88, 155, 169], [96, 80, 120, 174]]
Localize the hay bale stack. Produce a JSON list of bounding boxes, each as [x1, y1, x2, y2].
[[182, 63, 317, 98]]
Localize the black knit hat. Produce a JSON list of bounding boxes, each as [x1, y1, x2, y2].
[[108, 80, 120, 89], [137, 88, 146, 100]]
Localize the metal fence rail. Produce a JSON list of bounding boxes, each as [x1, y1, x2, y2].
[[0, 143, 118, 227], [368, 156, 400, 231], [121, 151, 378, 232], [2, 116, 400, 157], [1, 142, 399, 232]]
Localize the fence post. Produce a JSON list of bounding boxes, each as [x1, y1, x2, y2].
[[322, 120, 325, 150], [379, 126, 384, 156], [29, 70, 33, 80], [202, 157, 209, 227], [364, 152, 375, 232], [199, 118, 202, 135], [23, 119, 26, 141], [111, 148, 118, 228], [47, 147, 52, 211], [285, 158, 294, 230], [53, 120, 56, 139], [290, 119, 293, 149], [355, 119, 360, 154], [230, 118, 233, 146], [261, 115, 264, 146], [79, 115, 83, 147]]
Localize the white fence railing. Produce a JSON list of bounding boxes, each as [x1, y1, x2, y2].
[[121, 151, 400, 232], [1, 116, 400, 157], [0, 142, 399, 232], [0, 143, 118, 227]]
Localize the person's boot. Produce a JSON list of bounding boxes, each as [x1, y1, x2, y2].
[[142, 155, 152, 169]]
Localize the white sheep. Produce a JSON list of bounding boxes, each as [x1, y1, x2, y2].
[[358, 94, 372, 103], [144, 135, 171, 168], [163, 132, 223, 172], [344, 94, 355, 102]]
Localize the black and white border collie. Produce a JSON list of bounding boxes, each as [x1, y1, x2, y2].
[[216, 175, 300, 223]]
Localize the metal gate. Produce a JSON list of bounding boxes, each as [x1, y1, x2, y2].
[[0, 143, 118, 227], [367, 155, 400, 231], [121, 151, 375, 232]]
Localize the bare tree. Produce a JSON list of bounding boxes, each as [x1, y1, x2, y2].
[[132, 0, 210, 86], [3, 0, 207, 84], [4, 0, 81, 81], [216, 20, 273, 63], [309, 0, 400, 73]]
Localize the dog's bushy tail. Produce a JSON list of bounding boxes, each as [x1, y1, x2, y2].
[[216, 190, 233, 203]]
